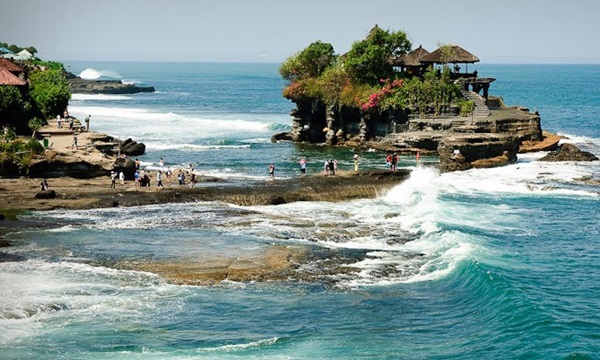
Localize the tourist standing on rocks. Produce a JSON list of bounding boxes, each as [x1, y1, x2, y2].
[[157, 171, 163, 187], [110, 171, 116, 189], [119, 171, 125, 188], [166, 166, 172, 186], [189, 172, 196, 188], [269, 163, 275, 180], [40, 179, 48, 191], [299, 158, 307, 175], [134, 170, 140, 188], [84, 115, 91, 131], [72, 135, 78, 149], [327, 159, 336, 175], [391, 153, 398, 171], [57, 114, 62, 129], [353, 154, 359, 172]]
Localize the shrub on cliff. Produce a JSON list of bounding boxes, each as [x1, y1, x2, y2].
[[0, 137, 44, 171], [280, 41, 337, 81]]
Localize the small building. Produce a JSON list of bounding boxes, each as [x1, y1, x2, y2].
[[0, 58, 26, 86], [4, 49, 34, 61], [391, 45, 430, 75], [419, 45, 480, 78], [0, 69, 27, 86], [0, 58, 24, 74]]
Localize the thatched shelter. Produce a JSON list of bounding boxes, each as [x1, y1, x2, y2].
[[392, 45, 430, 66], [419, 45, 480, 76], [420, 45, 480, 64]]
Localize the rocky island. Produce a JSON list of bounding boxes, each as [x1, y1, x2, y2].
[[275, 26, 596, 172], [66, 71, 155, 94]]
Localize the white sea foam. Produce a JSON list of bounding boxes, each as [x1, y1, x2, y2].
[[197, 337, 279, 352], [71, 93, 132, 101], [67, 105, 275, 144], [78, 68, 122, 80], [0, 260, 176, 345], [145, 143, 252, 151]]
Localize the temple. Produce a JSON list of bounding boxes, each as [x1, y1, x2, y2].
[[392, 44, 495, 100]]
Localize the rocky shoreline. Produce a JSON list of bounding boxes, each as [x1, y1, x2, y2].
[[1, 113, 597, 286]]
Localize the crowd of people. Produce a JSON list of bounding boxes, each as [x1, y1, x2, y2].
[[111, 151, 420, 188], [111, 158, 198, 189]]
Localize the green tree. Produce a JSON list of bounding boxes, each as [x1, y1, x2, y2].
[[343, 26, 411, 85], [28, 69, 71, 120], [28, 117, 44, 138], [280, 41, 336, 81], [0, 85, 31, 133], [25, 46, 38, 56]]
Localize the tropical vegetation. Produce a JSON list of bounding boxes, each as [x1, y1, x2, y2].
[[279, 27, 469, 118], [0, 43, 71, 171]]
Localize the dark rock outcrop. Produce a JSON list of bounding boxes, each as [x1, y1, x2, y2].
[[112, 157, 137, 180], [271, 132, 293, 142], [68, 77, 155, 95], [120, 138, 146, 156], [35, 190, 56, 199], [438, 133, 520, 172], [538, 143, 599, 162], [28, 158, 111, 178]]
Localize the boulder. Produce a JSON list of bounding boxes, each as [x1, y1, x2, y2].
[[35, 190, 56, 199], [112, 157, 137, 180], [538, 143, 599, 162], [120, 138, 146, 156], [271, 132, 293, 142]]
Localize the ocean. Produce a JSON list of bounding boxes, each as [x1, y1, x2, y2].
[[1, 62, 599, 359]]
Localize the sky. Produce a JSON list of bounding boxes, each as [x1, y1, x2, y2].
[[1, 0, 599, 64]]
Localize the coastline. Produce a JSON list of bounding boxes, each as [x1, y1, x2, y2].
[[0, 168, 411, 212]]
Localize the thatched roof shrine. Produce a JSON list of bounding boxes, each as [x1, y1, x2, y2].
[[391, 45, 430, 67], [420, 45, 480, 64]]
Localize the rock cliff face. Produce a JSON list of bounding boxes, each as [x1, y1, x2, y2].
[[28, 156, 112, 178], [285, 95, 544, 172]]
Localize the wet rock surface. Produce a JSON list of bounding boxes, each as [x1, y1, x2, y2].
[[538, 143, 599, 162]]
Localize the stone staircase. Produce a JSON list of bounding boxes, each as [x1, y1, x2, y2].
[[461, 90, 490, 118]]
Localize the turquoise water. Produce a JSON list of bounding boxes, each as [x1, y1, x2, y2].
[[1, 63, 599, 359]]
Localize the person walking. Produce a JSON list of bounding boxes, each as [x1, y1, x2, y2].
[[119, 171, 125, 188], [156, 170, 163, 187], [110, 171, 116, 189], [353, 154, 359, 172]]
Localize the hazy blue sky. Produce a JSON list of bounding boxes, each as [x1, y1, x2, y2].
[[1, 0, 599, 63]]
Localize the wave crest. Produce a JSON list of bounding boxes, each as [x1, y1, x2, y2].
[[78, 68, 122, 80]]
